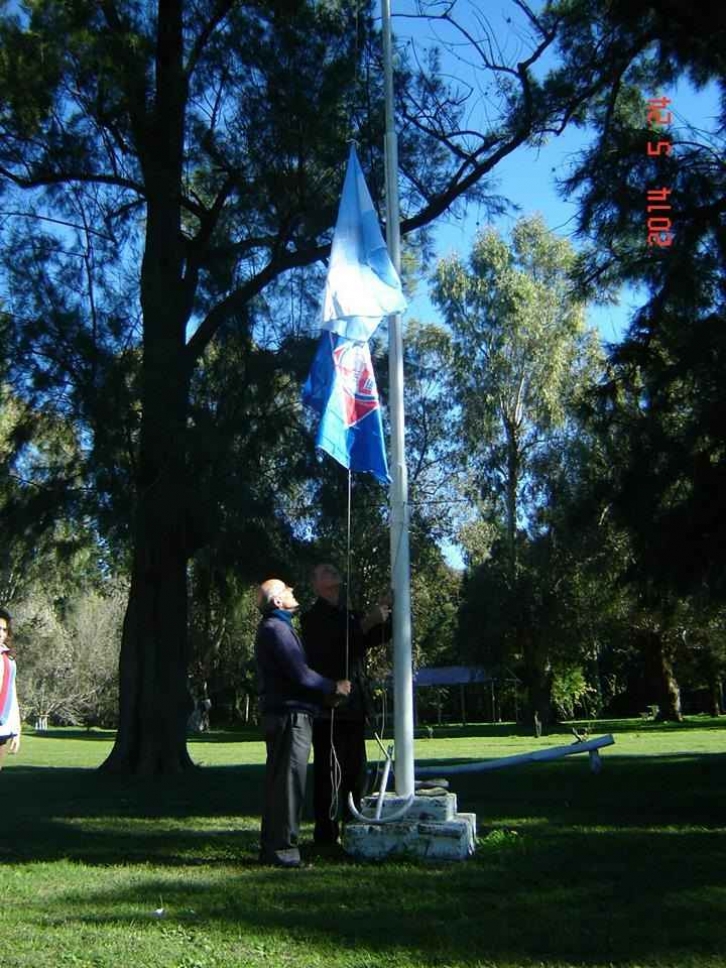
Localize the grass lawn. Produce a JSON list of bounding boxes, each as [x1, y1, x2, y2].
[[0, 717, 724, 968]]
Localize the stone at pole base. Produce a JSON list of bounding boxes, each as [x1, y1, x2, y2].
[[343, 790, 477, 861]]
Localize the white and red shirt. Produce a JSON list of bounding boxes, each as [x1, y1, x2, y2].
[[0, 646, 20, 738]]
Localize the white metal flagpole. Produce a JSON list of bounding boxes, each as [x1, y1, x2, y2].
[[381, 0, 415, 799]]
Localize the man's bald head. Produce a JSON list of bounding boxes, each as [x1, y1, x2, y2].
[[258, 579, 299, 613]]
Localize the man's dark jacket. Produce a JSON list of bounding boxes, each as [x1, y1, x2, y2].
[[300, 599, 391, 721], [255, 610, 335, 715]]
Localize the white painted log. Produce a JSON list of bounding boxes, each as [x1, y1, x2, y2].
[[415, 734, 615, 776]]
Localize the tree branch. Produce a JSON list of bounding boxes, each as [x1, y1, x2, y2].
[[185, 240, 330, 362]]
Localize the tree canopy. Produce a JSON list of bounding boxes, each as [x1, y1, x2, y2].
[[0, 0, 723, 765], [557, 0, 726, 602]]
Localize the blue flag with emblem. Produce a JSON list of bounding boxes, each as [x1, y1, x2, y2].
[[302, 331, 389, 484]]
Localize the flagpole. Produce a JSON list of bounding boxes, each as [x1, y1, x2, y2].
[[382, 0, 415, 799]]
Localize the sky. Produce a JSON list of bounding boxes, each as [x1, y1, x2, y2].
[[417, 76, 719, 344], [388, 1, 722, 345]]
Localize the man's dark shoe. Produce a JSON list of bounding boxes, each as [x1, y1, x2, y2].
[[258, 847, 302, 868]]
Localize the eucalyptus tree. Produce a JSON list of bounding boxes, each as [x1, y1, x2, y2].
[[431, 214, 600, 573], [431, 215, 603, 724], [401, 319, 462, 544]]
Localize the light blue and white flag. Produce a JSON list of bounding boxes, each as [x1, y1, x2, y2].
[[321, 145, 407, 343]]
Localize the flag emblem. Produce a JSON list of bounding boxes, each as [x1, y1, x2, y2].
[[332, 339, 380, 427]]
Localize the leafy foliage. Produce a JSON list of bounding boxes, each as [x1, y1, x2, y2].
[[15, 585, 126, 727], [432, 215, 604, 723], [432, 215, 601, 565], [556, 0, 726, 602]]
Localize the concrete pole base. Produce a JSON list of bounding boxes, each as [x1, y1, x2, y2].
[[343, 790, 476, 861]]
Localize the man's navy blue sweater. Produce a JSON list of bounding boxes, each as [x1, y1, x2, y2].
[[255, 610, 336, 715]]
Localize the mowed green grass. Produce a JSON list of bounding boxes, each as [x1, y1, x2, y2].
[[1, 718, 724, 968]]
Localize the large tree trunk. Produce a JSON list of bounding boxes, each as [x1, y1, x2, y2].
[[101, 353, 194, 773], [102, 0, 195, 774], [707, 677, 722, 717], [641, 629, 683, 722], [503, 417, 521, 571], [520, 632, 552, 735]]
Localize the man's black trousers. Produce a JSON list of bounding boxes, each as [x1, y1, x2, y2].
[[260, 710, 313, 866], [312, 715, 367, 844]]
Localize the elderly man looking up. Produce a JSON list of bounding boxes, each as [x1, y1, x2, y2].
[[255, 577, 351, 868]]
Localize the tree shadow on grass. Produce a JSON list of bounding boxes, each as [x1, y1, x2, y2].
[[1, 753, 724, 871], [3, 754, 726, 965], [42, 822, 726, 967], [427, 751, 726, 830], [30, 726, 265, 744], [399, 715, 726, 740], [29, 728, 117, 741], [570, 715, 726, 735], [0, 763, 267, 865]]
